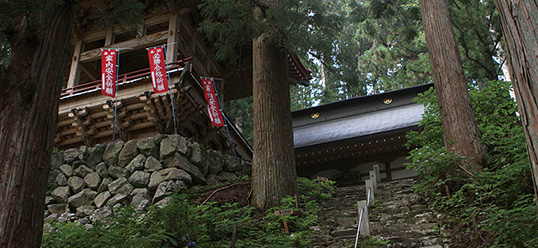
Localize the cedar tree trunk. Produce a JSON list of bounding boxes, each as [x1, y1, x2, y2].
[[0, 2, 75, 247], [419, 0, 486, 173], [251, 4, 298, 209], [493, 0, 538, 212]]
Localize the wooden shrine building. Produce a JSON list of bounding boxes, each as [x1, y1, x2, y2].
[[292, 84, 433, 185], [56, 1, 311, 160]]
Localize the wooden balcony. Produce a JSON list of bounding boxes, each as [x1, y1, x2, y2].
[[56, 58, 253, 160]]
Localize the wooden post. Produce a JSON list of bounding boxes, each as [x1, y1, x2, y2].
[[385, 162, 392, 181], [66, 39, 83, 88], [230, 227, 237, 248], [357, 200, 370, 236], [104, 28, 114, 46], [167, 14, 179, 63], [283, 216, 289, 233], [275, 209, 293, 234]]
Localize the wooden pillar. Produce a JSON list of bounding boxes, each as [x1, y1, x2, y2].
[[105, 28, 114, 46], [66, 39, 83, 88], [385, 162, 392, 181], [167, 14, 179, 63]]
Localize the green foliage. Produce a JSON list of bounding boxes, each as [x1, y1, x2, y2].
[[293, 0, 503, 108], [351, 0, 430, 92], [353, 236, 390, 248], [483, 195, 538, 247], [470, 81, 527, 171], [405, 80, 537, 247], [43, 207, 173, 248], [298, 176, 335, 200], [43, 178, 335, 248], [199, 0, 342, 63], [223, 96, 253, 144], [290, 83, 323, 111], [198, 0, 257, 62], [448, 0, 501, 83], [201, 0, 504, 112]]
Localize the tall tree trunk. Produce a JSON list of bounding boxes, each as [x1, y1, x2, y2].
[[493, 0, 538, 212], [0, 2, 74, 247], [418, 0, 486, 172], [251, 3, 298, 209]]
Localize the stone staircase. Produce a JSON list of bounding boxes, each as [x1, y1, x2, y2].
[[312, 178, 448, 248]]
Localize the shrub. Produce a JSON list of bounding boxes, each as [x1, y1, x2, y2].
[[42, 177, 335, 248], [405, 80, 537, 247]]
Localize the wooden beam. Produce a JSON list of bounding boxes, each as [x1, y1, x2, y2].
[[68, 107, 95, 145], [80, 30, 169, 62], [105, 28, 114, 46], [67, 39, 83, 88], [153, 94, 167, 119], [140, 93, 161, 123]]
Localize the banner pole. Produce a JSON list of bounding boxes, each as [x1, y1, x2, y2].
[[163, 44, 178, 135], [211, 77, 237, 157], [113, 49, 120, 141]]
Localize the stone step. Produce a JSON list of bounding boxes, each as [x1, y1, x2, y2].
[[314, 178, 446, 248], [331, 228, 357, 237]]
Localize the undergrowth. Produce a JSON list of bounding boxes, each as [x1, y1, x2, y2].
[[42, 177, 335, 248], [406, 80, 538, 247]]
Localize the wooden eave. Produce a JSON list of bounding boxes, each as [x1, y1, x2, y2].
[[292, 84, 433, 175], [295, 127, 418, 176]]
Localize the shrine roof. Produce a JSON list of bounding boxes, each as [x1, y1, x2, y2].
[[292, 83, 433, 148]]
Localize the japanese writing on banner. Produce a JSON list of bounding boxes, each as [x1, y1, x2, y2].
[[201, 77, 225, 127], [147, 47, 169, 93], [101, 49, 118, 97]]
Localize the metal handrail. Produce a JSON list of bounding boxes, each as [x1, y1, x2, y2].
[[60, 57, 192, 99], [354, 187, 371, 248]]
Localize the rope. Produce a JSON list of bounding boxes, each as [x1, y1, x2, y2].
[[354, 208, 364, 248], [112, 49, 120, 141], [211, 77, 237, 157], [163, 44, 178, 135], [355, 185, 373, 247]]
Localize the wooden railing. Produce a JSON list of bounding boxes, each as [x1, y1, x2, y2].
[[60, 57, 192, 99]]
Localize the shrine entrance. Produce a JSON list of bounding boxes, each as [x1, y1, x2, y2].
[[292, 84, 433, 185]]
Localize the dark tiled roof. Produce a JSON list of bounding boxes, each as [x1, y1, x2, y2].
[[294, 103, 424, 148], [292, 83, 433, 148]]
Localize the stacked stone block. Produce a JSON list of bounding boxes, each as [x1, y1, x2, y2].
[[45, 134, 251, 225]]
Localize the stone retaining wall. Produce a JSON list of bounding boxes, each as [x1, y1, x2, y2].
[[45, 134, 251, 224]]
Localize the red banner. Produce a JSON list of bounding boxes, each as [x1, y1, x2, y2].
[[148, 47, 169, 93], [101, 49, 118, 98], [201, 77, 225, 127]]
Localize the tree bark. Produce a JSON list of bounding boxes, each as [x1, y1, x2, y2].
[[493, 0, 538, 212], [251, 3, 298, 209], [418, 0, 486, 172], [0, 2, 75, 247]]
